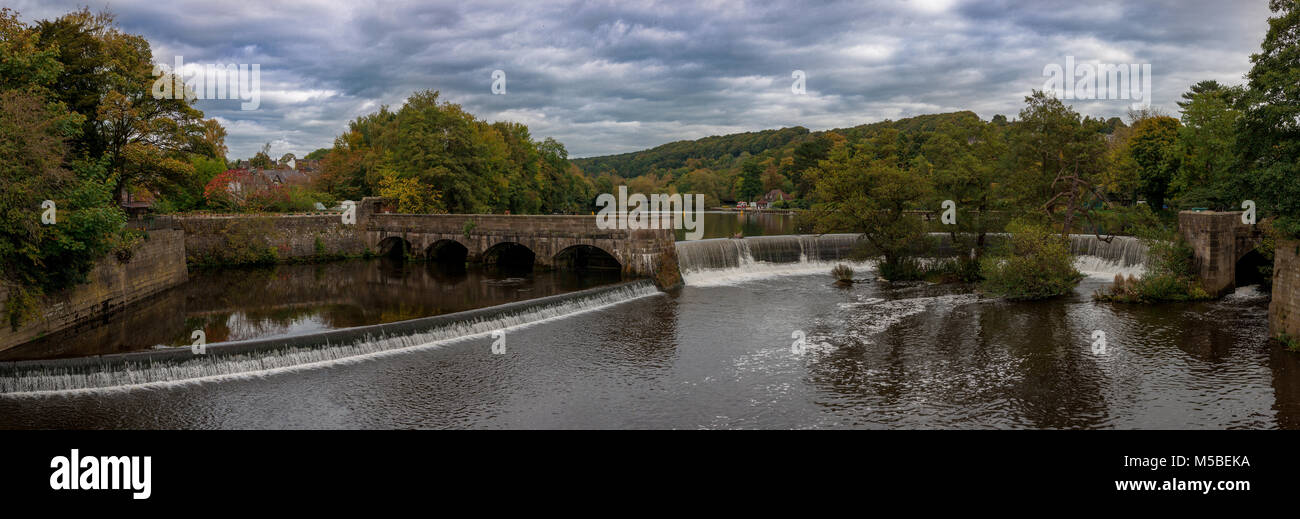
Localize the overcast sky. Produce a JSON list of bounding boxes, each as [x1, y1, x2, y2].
[[11, 0, 1275, 160]]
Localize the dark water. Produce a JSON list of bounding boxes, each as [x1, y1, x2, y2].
[[0, 256, 1294, 429], [0, 259, 620, 361]]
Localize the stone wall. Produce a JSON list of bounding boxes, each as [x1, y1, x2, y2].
[[0, 228, 189, 352], [1270, 239, 1300, 342], [178, 214, 368, 264]]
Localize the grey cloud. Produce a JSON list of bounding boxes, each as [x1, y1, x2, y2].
[[10, 0, 1274, 159]]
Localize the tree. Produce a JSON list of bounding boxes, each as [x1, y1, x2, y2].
[[1173, 84, 1246, 209], [760, 162, 790, 193], [0, 8, 63, 99], [809, 129, 932, 278], [1100, 123, 1140, 204], [677, 168, 727, 207], [0, 90, 125, 328], [787, 135, 832, 197], [378, 169, 444, 214], [249, 142, 274, 169], [980, 219, 1083, 300], [1177, 80, 1228, 110], [736, 160, 764, 201], [316, 90, 591, 214], [920, 117, 1010, 268], [1239, 0, 1300, 236], [1009, 92, 1111, 236], [36, 9, 215, 201], [1128, 116, 1181, 210]]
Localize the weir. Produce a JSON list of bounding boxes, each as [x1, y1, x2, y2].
[[0, 281, 661, 395], [674, 233, 1148, 283]]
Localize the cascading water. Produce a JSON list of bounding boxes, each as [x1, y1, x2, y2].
[[0, 281, 661, 396], [674, 234, 872, 286], [1068, 235, 1148, 277], [674, 232, 1150, 286]]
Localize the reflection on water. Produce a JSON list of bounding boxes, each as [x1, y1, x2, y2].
[[675, 211, 797, 240], [0, 258, 620, 361]]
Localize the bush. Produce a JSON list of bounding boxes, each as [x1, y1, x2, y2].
[[979, 220, 1083, 300], [831, 264, 854, 286], [877, 256, 924, 281], [1094, 226, 1211, 303]]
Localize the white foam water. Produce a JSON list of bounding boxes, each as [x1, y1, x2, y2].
[[675, 233, 1150, 285], [1069, 235, 1148, 278], [676, 234, 867, 286], [1074, 255, 1146, 278]]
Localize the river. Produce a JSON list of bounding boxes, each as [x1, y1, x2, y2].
[[0, 227, 1295, 429]]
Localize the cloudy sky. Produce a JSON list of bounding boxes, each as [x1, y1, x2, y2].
[[11, 0, 1275, 160]]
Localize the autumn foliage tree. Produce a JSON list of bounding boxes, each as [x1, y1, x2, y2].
[[34, 8, 222, 201], [318, 90, 593, 214]]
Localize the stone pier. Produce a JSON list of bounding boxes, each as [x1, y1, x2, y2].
[[1177, 211, 1261, 298]]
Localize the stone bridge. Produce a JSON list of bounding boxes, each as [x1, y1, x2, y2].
[[357, 198, 681, 287], [1178, 211, 1267, 298]]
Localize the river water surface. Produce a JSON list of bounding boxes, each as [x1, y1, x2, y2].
[[0, 231, 1295, 429]]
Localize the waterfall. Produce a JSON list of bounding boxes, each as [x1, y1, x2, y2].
[[673, 232, 1149, 285], [921, 232, 1148, 277], [0, 281, 661, 396], [675, 234, 871, 286], [1068, 235, 1148, 277]]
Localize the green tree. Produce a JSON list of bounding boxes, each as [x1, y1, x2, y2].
[[920, 117, 1010, 270], [1009, 92, 1111, 236], [809, 129, 933, 278], [980, 219, 1083, 300], [1173, 84, 1245, 209], [736, 160, 764, 201], [787, 135, 832, 197], [317, 90, 591, 214], [1128, 116, 1181, 210], [0, 90, 126, 328], [1239, 0, 1300, 236], [1100, 122, 1140, 204]]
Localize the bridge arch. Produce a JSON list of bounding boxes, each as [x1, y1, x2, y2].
[[377, 236, 412, 260], [426, 239, 469, 267], [554, 244, 621, 271], [361, 206, 682, 287], [1236, 248, 1270, 287], [482, 241, 536, 272]]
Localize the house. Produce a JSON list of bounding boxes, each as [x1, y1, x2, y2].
[[751, 189, 793, 209], [762, 189, 793, 205], [295, 159, 322, 173], [262, 167, 314, 187]]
